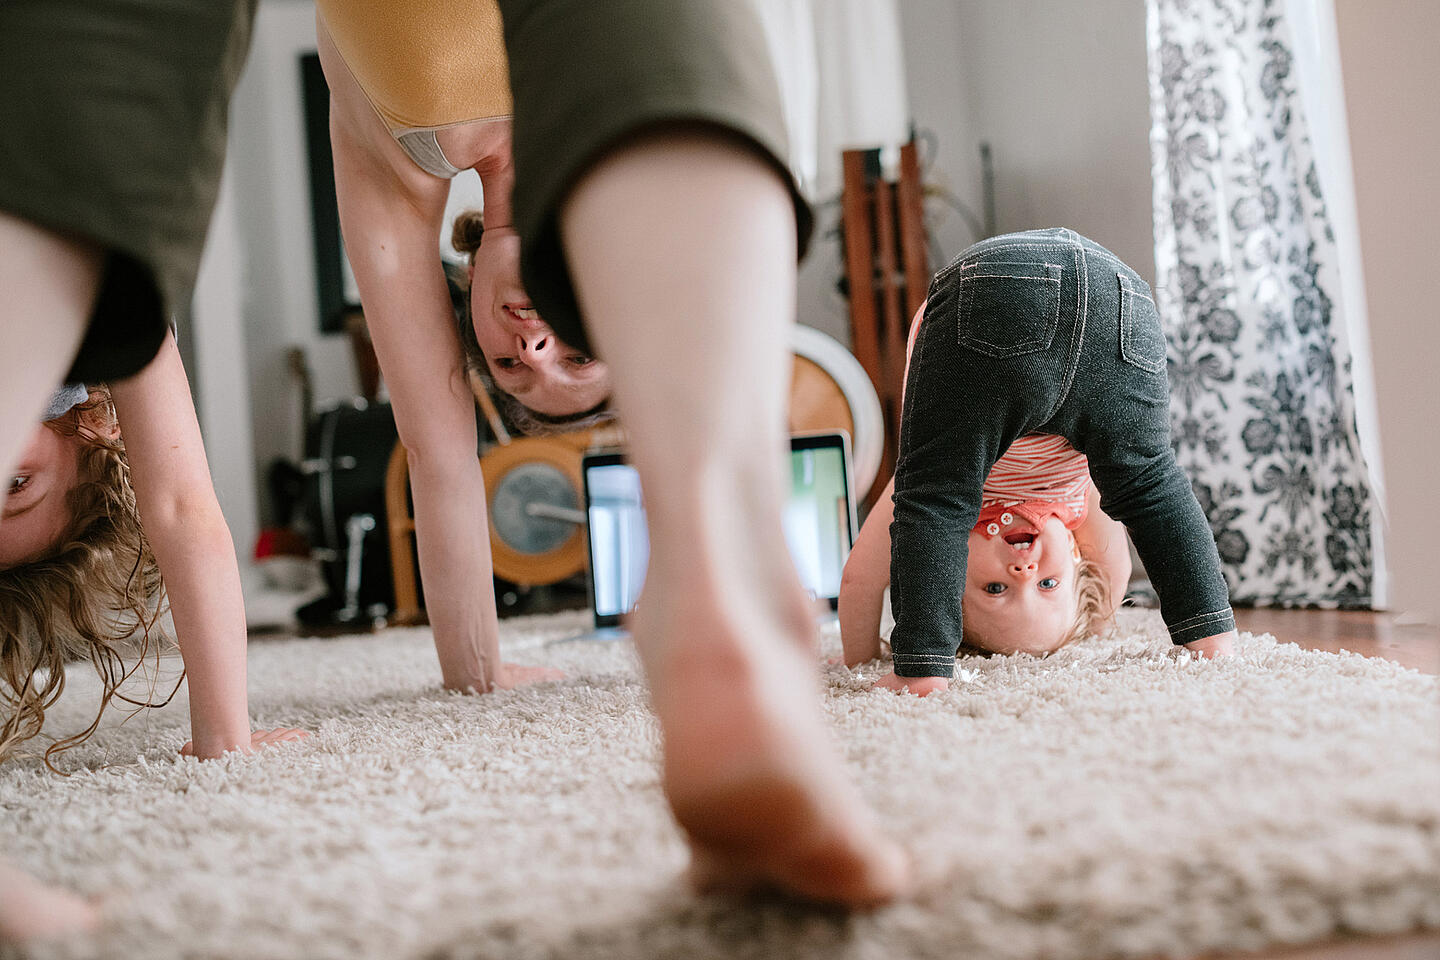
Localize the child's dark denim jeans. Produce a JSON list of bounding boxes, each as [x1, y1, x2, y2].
[[889, 228, 1234, 678]]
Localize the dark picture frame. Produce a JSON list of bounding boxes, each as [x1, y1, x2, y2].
[[299, 51, 355, 334]]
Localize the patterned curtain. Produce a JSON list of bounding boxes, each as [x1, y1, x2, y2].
[[1146, 0, 1375, 606]]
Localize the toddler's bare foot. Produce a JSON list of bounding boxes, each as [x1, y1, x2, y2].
[[874, 671, 951, 697], [635, 588, 907, 908], [1182, 631, 1236, 658], [0, 863, 98, 944]]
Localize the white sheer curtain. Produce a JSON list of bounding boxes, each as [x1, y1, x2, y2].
[[751, 0, 911, 200], [1283, 0, 1387, 605]]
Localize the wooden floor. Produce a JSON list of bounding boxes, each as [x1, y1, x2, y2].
[[1232, 607, 1440, 673], [1153, 607, 1440, 960]]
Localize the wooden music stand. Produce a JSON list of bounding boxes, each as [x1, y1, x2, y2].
[[840, 140, 928, 509]]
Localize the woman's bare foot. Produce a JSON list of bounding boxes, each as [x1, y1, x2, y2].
[[634, 577, 908, 907], [560, 128, 908, 907], [0, 862, 98, 944]]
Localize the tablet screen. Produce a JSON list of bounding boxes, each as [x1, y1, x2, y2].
[[583, 435, 856, 625]]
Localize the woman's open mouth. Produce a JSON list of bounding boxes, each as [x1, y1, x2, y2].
[[504, 304, 545, 328]]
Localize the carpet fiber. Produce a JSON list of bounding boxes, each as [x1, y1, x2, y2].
[[3, 610, 1438, 960]]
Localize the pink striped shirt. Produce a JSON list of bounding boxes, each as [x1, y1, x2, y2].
[[905, 307, 1091, 534]]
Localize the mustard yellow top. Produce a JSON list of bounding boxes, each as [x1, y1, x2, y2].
[[316, 0, 512, 133]]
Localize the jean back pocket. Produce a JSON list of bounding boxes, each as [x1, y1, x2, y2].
[[1117, 273, 1167, 374], [955, 261, 1062, 359]]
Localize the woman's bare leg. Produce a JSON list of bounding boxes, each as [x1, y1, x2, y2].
[[0, 860, 97, 944], [0, 211, 100, 503], [561, 130, 906, 906]]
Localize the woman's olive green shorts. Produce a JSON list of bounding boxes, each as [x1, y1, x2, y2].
[[0, 0, 255, 384], [497, 0, 814, 357]]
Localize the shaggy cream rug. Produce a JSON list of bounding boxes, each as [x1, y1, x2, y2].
[[2, 609, 1437, 960]]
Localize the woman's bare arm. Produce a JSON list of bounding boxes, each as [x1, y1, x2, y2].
[[319, 21, 552, 692]]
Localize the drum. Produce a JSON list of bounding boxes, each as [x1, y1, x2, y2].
[[299, 398, 399, 627]]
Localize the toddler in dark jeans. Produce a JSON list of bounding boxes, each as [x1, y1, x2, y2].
[[839, 228, 1236, 695]]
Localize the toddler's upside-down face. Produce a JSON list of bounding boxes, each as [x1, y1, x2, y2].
[[962, 514, 1082, 656]]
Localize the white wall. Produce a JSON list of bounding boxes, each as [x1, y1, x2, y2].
[[228, 0, 357, 522], [192, 167, 260, 558], [950, 0, 1156, 279], [800, 0, 1156, 343], [1334, 0, 1440, 625]]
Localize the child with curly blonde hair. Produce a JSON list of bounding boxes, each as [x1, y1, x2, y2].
[[1, 334, 308, 764]]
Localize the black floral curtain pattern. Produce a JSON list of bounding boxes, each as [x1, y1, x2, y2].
[[1145, 0, 1375, 606]]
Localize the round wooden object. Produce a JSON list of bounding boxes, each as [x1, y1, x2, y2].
[[789, 325, 885, 492], [788, 355, 856, 440], [480, 434, 590, 586]]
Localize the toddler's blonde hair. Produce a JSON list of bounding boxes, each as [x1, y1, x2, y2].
[[1067, 556, 1115, 646], [0, 388, 172, 767]]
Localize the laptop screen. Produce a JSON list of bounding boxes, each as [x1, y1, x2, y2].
[[582, 433, 857, 627]]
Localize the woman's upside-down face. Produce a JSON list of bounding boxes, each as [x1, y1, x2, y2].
[[468, 227, 611, 417]]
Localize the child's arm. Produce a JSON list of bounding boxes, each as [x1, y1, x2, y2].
[[839, 477, 895, 666], [1073, 482, 1131, 624], [109, 334, 309, 758]]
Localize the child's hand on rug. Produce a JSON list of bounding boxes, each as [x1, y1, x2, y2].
[[491, 663, 565, 689], [1182, 631, 1237, 659], [874, 671, 950, 697], [180, 727, 311, 759]]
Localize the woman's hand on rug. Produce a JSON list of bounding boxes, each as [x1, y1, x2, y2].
[[874, 671, 950, 697], [490, 662, 565, 690], [179, 728, 311, 759], [1182, 631, 1237, 659]]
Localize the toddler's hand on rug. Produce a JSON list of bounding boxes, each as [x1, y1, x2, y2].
[[180, 728, 311, 759], [874, 671, 950, 697], [492, 663, 565, 690], [1182, 631, 1237, 659]]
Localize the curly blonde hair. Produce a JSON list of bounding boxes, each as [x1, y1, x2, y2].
[[0, 388, 173, 767], [449, 210, 616, 436]]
